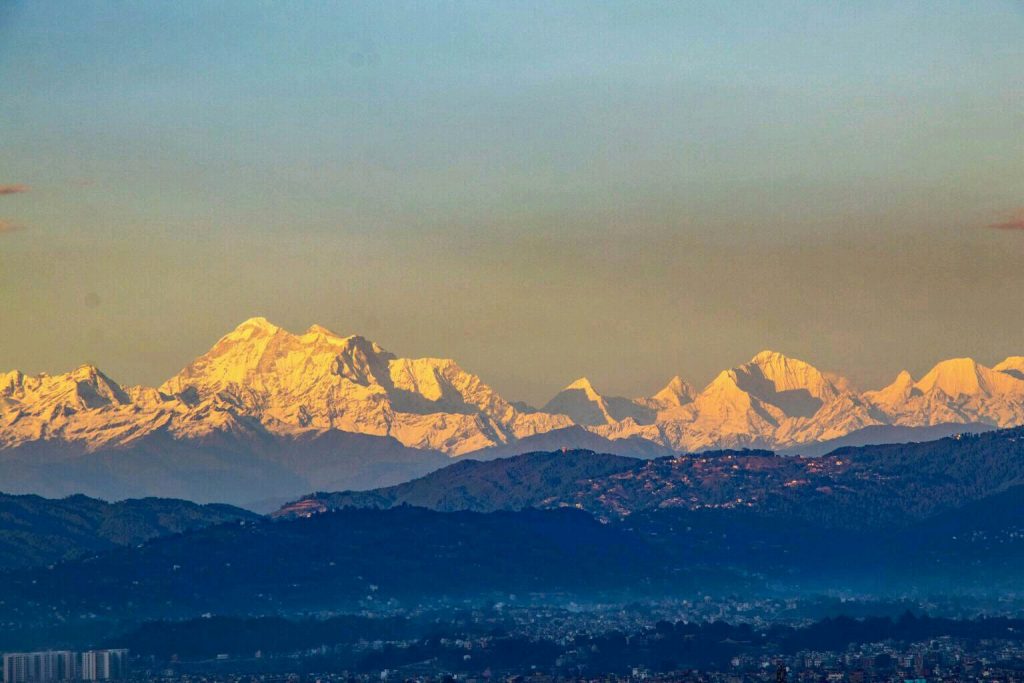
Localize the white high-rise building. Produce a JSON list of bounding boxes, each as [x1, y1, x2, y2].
[[2, 650, 126, 683], [79, 650, 127, 682], [2, 652, 74, 683]]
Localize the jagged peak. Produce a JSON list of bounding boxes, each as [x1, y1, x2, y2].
[[652, 375, 695, 406], [304, 323, 338, 337], [220, 316, 283, 343], [0, 369, 26, 393], [890, 369, 915, 387], [749, 349, 790, 364], [70, 363, 104, 378], [703, 369, 743, 393], [541, 377, 619, 427], [911, 357, 1024, 398], [235, 316, 279, 331], [915, 357, 982, 395], [693, 369, 754, 410], [864, 369, 917, 405], [741, 349, 837, 397], [557, 377, 609, 405], [661, 375, 690, 390], [869, 369, 914, 391], [994, 356, 1024, 374], [747, 349, 819, 374], [565, 377, 598, 392]]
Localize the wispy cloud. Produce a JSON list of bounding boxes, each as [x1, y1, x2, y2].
[[988, 208, 1024, 231], [0, 219, 23, 234], [0, 184, 30, 195]]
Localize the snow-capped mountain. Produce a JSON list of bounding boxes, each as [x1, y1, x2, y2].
[[541, 377, 661, 427], [591, 349, 879, 451], [864, 357, 1024, 428], [0, 318, 572, 457], [3, 318, 1024, 494]]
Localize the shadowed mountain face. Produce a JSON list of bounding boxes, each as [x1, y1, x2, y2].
[[0, 429, 450, 509]]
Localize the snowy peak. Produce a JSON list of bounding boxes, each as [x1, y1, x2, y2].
[[565, 377, 601, 397], [744, 350, 839, 400], [543, 377, 615, 426], [864, 370, 917, 406], [228, 316, 281, 339], [543, 377, 658, 427], [914, 357, 1024, 399], [0, 364, 130, 410], [717, 350, 849, 420], [864, 358, 1024, 430], [995, 356, 1024, 380], [160, 320, 393, 399], [154, 318, 573, 455], [650, 375, 695, 408], [915, 358, 981, 397], [693, 370, 757, 413], [304, 323, 336, 337]]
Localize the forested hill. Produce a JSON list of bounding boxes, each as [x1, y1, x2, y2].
[[0, 492, 258, 570], [279, 427, 1024, 530]]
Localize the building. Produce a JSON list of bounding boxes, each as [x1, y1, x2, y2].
[[3, 652, 75, 683], [2, 650, 127, 683], [79, 651, 127, 682]]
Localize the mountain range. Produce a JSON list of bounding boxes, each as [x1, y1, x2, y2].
[[3, 317, 1024, 504]]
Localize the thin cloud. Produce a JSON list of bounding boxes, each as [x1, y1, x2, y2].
[[0, 184, 30, 195], [988, 209, 1024, 231], [0, 219, 23, 234]]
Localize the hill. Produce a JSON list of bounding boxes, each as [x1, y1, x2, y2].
[[275, 449, 640, 516], [281, 427, 1024, 530], [0, 492, 257, 570], [0, 506, 676, 625]]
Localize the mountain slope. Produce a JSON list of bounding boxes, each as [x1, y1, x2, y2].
[[275, 449, 641, 516], [0, 507, 667, 620], [0, 428, 449, 508], [0, 492, 257, 570], [463, 425, 674, 461], [281, 427, 1024, 530]]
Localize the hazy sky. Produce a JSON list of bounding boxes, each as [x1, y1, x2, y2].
[[1, 1, 1023, 404]]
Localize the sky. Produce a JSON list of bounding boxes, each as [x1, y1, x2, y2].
[[1, 1, 1023, 405]]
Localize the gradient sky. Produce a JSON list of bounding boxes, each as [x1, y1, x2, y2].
[[1, 1, 1023, 405]]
